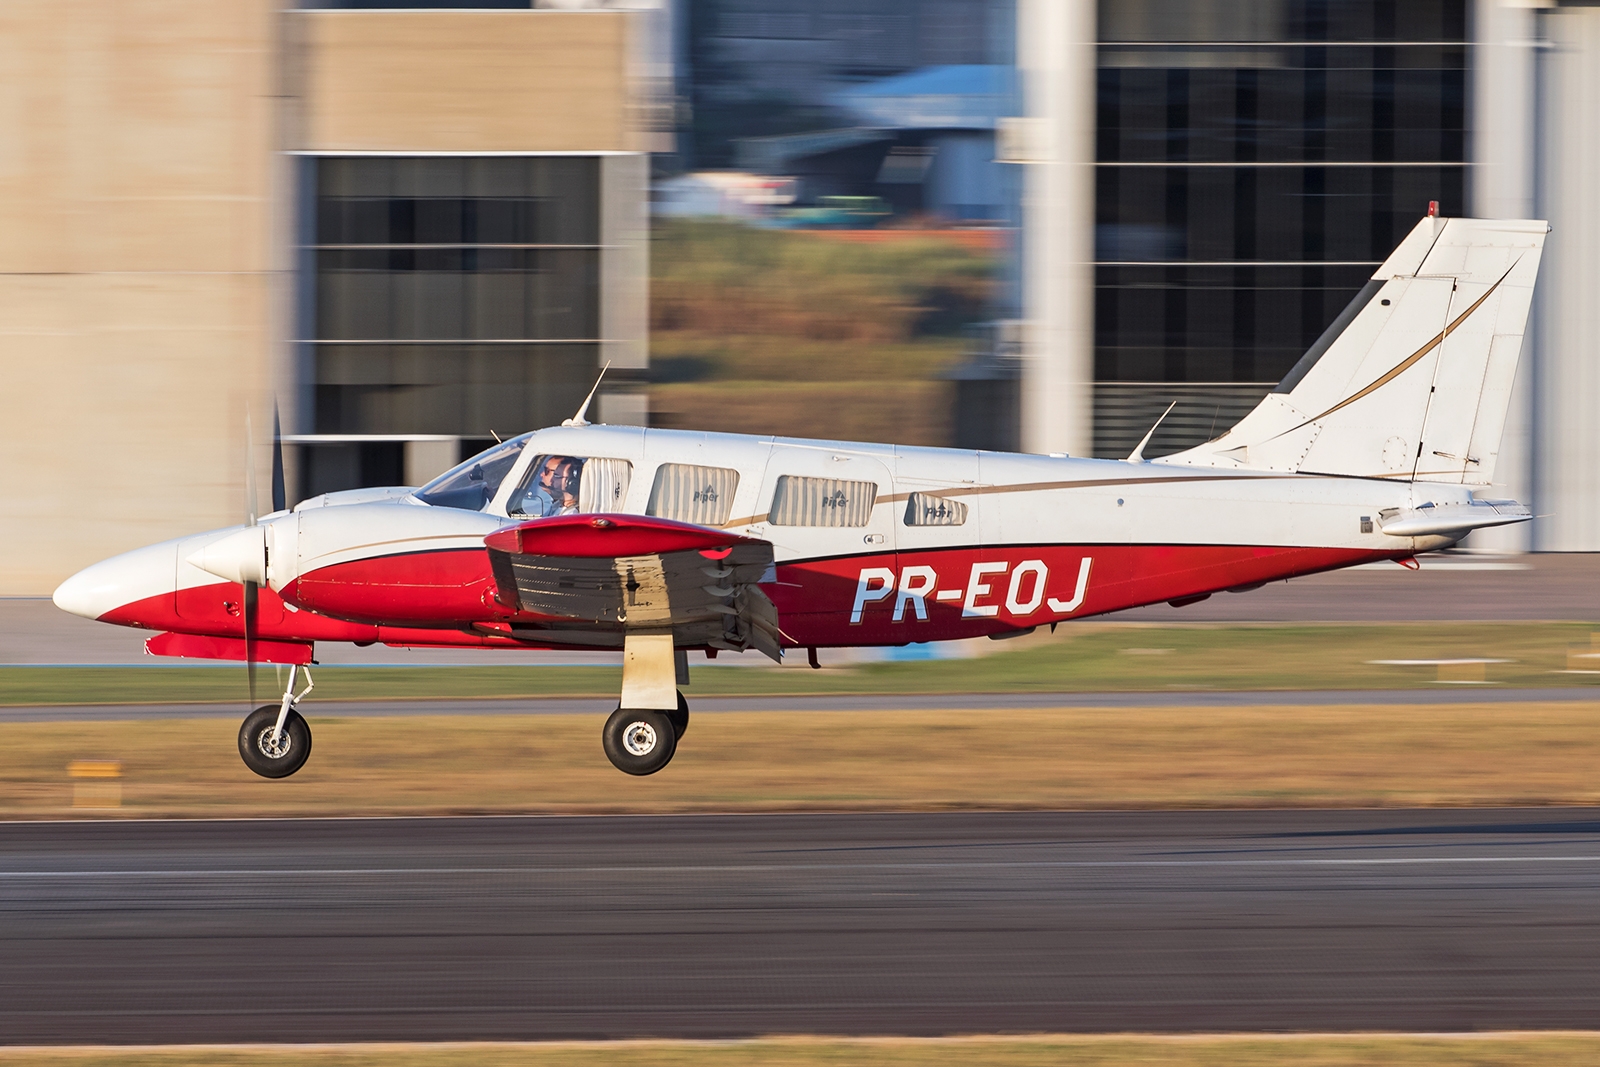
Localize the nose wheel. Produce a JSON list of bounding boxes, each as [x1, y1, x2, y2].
[[239, 705, 312, 778], [238, 663, 315, 779], [602, 691, 689, 776]]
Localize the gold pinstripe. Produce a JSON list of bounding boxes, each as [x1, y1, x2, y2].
[[1267, 258, 1520, 441]]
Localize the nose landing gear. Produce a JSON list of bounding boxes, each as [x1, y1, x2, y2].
[[238, 664, 315, 779]]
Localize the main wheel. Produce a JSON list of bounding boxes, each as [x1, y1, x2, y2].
[[238, 705, 312, 779], [602, 707, 677, 776], [669, 690, 689, 740]]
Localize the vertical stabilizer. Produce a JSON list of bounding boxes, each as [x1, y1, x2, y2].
[[1158, 215, 1548, 484]]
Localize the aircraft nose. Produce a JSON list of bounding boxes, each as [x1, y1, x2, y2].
[[52, 542, 178, 622]]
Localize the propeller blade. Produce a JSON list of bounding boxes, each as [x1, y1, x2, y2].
[[244, 410, 259, 528], [244, 578, 259, 706], [243, 406, 260, 707], [271, 400, 287, 514]]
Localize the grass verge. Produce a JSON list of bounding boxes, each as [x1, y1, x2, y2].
[[3, 1035, 1600, 1067], [7, 701, 1600, 818], [6, 623, 1600, 707]]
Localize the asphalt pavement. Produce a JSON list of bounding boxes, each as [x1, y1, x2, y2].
[[3, 808, 1599, 1042]]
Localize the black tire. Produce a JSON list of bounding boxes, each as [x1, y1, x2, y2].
[[238, 705, 312, 779], [669, 690, 689, 739], [602, 707, 677, 776]]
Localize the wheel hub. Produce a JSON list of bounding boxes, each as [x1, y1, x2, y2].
[[622, 720, 657, 756], [256, 725, 293, 760]]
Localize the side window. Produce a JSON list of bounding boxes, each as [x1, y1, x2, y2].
[[904, 492, 967, 526], [647, 463, 740, 526], [768, 475, 878, 527], [578, 457, 633, 513], [508, 455, 633, 517]]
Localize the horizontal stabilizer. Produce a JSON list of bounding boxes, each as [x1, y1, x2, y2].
[[1376, 499, 1531, 537]]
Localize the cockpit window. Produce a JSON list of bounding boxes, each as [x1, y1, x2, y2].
[[415, 435, 529, 511], [507, 455, 633, 517]]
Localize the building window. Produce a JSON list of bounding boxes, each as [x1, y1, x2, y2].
[[307, 156, 602, 438], [648, 464, 741, 526], [768, 475, 878, 527], [1092, 0, 1468, 458]]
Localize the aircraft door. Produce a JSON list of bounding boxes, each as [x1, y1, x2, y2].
[[745, 446, 897, 647], [894, 449, 983, 642]]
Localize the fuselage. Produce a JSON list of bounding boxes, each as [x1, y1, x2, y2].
[[54, 424, 1463, 658]]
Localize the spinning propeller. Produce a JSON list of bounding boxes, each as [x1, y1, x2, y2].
[[241, 402, 288, 707]]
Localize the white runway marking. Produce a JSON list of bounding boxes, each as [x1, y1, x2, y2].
[[6, 854, 1600, 878]]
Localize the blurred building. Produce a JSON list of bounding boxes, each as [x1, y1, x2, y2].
[[0, 1, 665, 594], [1013, 0, 1600, 551], [686, 0, 1013, 169], [1013, 0, 1470, 461], [735, 64, 1014, 222], [1478, 1, 1600, 551], [686, 0, 1018, 226]]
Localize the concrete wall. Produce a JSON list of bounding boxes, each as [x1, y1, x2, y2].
[[0, 4, 651, 594], [296, 10, 634, 153], [1015, 0, 1096, 457], [1534, 4, 1600, 550], [1477, 2, 1600, 551], [1469, 0, 1537, 553], [0, 0, 280, 594]]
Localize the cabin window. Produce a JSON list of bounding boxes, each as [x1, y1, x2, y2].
[[768, 475, 877, 527], [904, 492, 967, 526], [647, 464, 740, 526], [507, 454, 633, 517]]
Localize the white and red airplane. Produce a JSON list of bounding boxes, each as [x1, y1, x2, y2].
[[54, 213, 1546, 778]]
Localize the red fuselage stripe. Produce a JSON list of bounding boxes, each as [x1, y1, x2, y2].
[[106, 542, 1394, 652]]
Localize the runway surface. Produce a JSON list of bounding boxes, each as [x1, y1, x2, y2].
[[3, 808, 1599, 1043], [5, 686, 1600, 723]]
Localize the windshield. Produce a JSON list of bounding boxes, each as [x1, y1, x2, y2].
[[415, 435, 531, 511]]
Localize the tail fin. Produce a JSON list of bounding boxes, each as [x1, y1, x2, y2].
[[1158, 214, 1548, 485]]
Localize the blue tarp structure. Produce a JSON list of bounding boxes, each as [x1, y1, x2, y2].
[[832, 64, 1014, 131]]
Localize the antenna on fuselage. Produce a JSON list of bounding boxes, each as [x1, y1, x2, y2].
[[1126, 400, 1178, 464], [563, 361, 613, 428]]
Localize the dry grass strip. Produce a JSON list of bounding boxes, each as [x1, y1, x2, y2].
[[4, 703, 1599, 818], [2, 1034, 1600, 1067]]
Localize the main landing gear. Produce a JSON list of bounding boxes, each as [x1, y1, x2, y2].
[[602, 631, 691, 776], [603, 692, 689, 776], [239, 664, 315, 779]]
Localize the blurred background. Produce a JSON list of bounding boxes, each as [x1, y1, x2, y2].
[[1, 0, 1597, 596]]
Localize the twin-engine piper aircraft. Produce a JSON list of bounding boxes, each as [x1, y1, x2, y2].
[[55, 212, 1547, 777]]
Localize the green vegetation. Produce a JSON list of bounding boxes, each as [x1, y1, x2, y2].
[[3, 1035, 1600, 1067], [4, 623, 1598, 707], [648, 219, 997, 445]]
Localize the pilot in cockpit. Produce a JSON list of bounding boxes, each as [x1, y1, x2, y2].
[[515, 455, 582, 517]]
